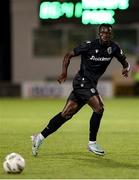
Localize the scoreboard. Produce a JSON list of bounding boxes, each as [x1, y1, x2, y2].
[[39, 0, 130, 24]]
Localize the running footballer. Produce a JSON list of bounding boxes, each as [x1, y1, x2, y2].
[[31, 24, 130, 156]]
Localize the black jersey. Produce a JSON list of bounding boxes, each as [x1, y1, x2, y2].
[[73, 39, 126, 89]]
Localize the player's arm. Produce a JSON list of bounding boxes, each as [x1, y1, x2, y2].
[[57, 41, 91, 83], [57, 51, 75, 84], [121, 59, 130, 78], [114, 46, 130, 78]]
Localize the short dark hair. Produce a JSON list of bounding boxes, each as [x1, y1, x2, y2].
[[99, 24, 112, 31]]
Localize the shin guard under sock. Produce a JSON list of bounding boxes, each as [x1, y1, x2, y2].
[[41, 112, 69, 138], [89, 112, 103, 141]]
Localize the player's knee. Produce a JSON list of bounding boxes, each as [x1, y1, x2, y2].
[[61, 111, 73, 120], [95, 106, 104, 114], [61, 103, 78, 120]]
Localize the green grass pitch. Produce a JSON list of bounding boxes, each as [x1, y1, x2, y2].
[[0, 97, 139, 179]]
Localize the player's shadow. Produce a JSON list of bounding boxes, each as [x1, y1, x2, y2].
[[47, 151, 139, 170]]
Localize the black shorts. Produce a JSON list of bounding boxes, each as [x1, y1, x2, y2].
[[68, 87, 99, 104]]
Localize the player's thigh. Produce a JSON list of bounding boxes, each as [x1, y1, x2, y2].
[[87, 95, 104, 113], [62, 99, 84, 116]]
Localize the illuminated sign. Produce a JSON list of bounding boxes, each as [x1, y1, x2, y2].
[[39, 0, 129, 24], [82, 0, 129, 9]]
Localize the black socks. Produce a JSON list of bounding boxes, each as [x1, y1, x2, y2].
[[89, 112, 103, 141], [41, 111, 103, 141], [41, 112, 69, 138]]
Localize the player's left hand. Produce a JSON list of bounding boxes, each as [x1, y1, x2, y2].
[[122, 68, 129, 78]]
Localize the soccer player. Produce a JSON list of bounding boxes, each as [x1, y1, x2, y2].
[[31, 24, 130, 156]]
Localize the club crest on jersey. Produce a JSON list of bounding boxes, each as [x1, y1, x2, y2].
[[107, 47, 112, 54], [95, 49, 99, 53]]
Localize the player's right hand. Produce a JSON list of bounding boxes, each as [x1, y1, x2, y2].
[[122, 66, 130, 78], [57, 73, 67, 84]]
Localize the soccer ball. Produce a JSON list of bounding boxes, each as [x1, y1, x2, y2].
[[3, 153, 25, 174]]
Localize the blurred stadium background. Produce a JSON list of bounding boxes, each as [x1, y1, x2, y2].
[[1, 0, 139, 178], [0, 0, 139, 98]]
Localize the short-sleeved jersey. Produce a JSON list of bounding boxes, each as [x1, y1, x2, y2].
[[73, 39, 126, 89]]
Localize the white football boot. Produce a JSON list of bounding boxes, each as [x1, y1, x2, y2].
[[88, 142, 105, 156], [31, 134, 44, 156]]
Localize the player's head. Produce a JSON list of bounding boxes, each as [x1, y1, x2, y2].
[[98, 24, 113, 44]]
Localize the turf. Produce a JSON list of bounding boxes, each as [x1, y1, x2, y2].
[[0, 97, 139, 179]]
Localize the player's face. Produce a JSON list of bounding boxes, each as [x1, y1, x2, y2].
[[99, 26, 112, 44]]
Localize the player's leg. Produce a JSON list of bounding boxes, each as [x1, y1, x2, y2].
[[88, 95, 104, 141], [41, 99, 83, 138], [87, 95, 105, 155], [31, 97, 84, 156]]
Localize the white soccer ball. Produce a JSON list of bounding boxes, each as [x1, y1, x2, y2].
[[3, 153, 25, 174]]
